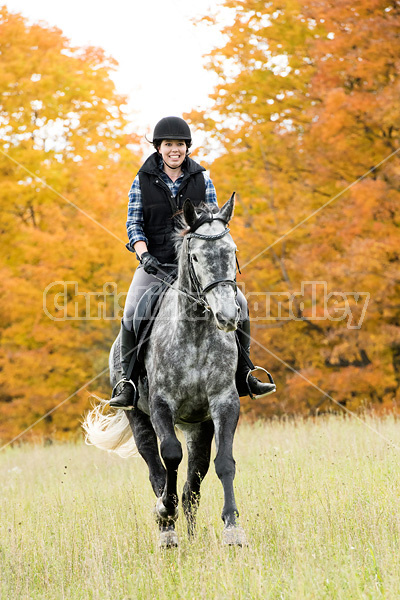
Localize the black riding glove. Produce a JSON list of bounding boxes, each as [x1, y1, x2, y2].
[[140, 252, 161, 275]]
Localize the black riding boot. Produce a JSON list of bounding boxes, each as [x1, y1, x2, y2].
[[236, 318, 276, 398], [109, 322, 137, 410]]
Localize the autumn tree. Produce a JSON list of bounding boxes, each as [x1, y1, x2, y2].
[[0, 7, 141, 443], [188, 0, 400, 416], [293, 0, 400, 413]]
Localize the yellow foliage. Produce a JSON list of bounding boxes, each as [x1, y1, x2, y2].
[[0, 8, 141, 444]]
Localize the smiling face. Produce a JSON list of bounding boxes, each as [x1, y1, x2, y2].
[[158, 139, 187, 169]]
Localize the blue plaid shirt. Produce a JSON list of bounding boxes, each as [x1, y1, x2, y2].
[[126, 161, 218, 247]]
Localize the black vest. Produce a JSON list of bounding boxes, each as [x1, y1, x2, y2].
[[138, 153, 206, 263]]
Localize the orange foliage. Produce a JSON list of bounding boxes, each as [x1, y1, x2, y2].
[[0, 8, 141, 444], [187, 0, 400, 417]]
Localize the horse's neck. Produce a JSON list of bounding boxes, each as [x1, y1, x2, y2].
[[177, 254, 191, 296]]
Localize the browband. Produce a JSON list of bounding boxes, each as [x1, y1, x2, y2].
[[189, 212, 227, 234]]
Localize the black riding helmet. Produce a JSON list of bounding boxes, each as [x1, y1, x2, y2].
[[152, 116, 192, 149]]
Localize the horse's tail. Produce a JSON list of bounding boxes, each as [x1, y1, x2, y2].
[[82, 395, 138, 458]]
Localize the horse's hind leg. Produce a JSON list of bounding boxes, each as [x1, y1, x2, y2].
[[210, 392, 247, 546], [150, 397, 183, 547], [181, 421, 214, 538]]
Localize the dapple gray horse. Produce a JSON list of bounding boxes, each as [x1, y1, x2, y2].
[[83, 195, 247, 547]]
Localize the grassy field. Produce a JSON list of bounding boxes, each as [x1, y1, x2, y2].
[[1, 415, 400, 599]]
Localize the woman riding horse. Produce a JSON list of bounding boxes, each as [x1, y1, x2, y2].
[[110, 116, 275, 409]]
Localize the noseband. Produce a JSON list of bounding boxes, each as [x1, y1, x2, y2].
[[186, 217, 238, 301]]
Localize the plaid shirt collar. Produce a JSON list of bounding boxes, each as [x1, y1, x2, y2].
[[157, 155, 186, 191]]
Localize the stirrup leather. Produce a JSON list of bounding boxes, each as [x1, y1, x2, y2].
[[109, 378, 137, 410], [246, 367, 276, 399]]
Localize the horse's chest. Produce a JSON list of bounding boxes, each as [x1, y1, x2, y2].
[[149, 333, 231, 382], [145, 322, 236, 420], [153, 354, 216, 396]]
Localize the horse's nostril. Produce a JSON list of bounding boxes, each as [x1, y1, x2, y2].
[[216, 311, 226, 325]]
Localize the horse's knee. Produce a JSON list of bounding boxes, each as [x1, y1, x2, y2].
[[160, 438, 182, 469], [214, 455, 236, 481]]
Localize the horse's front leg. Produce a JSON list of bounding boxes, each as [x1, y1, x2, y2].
[[125, 408, 165, 497], [150, 396, 182, 547], [210, 390, 247, 546]]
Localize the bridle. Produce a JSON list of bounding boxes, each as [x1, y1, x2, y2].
[[186, 223, 238, 304], [150, 214, 238, 312]]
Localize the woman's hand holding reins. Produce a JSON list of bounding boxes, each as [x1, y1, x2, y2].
[[140, 252, 161, 275]]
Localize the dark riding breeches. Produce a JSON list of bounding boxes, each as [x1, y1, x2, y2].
[[122, 265, 248, 331]]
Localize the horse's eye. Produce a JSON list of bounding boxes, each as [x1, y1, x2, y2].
[[192, 256, 198, 263]]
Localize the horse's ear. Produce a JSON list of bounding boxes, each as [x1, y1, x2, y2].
[[183, 198, 197, 228], [218, 192, 235, 224]]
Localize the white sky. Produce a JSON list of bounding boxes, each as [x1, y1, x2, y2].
[[4, 0, 226, 142]]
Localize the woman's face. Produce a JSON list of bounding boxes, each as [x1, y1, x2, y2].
[[158, 140, 187, 169]]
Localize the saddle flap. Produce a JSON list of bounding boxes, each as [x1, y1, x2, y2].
[[132, 272, 177, 363], [133, 282, 164, 339]]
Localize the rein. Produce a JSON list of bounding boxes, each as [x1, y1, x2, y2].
[[151, 266, 211, 311]]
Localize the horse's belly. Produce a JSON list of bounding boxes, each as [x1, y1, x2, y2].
[[176, 404, 211, 425], [169, 375, 211, 422]]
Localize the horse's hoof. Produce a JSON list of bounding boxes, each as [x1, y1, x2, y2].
[[159, 528, 179, 549], [155, 497, 179, 522], [222, 525, 248, 547]]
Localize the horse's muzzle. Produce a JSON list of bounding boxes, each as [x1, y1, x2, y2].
[[215, 310, 240, 332]]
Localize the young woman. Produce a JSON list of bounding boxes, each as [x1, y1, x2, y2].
[[110, 116, 275, 409]]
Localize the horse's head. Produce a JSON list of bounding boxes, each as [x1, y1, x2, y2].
[[183, 194, 240, 332]]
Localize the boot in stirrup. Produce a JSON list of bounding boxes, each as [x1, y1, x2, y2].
[[109, 322, 137, 410], [236, 318, 276, 399]]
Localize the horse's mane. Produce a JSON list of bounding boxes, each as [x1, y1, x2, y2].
[[173, 202, 220, 258]]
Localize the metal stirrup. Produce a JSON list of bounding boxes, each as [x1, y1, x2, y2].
[[111, 378, 136, 399], [246, 367, 276, 399]]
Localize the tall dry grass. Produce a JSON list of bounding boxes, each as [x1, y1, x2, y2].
[[1, 415, 400, 599]]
